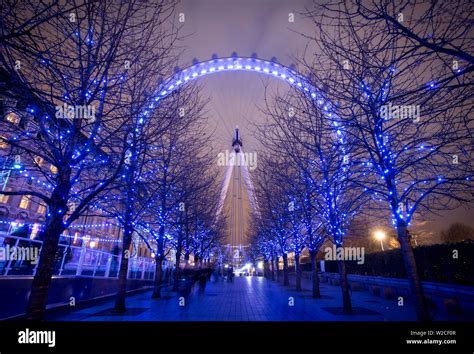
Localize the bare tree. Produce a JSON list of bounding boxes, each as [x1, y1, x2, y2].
[[0, 0, 179, 319], [440, 222, 474, 244], [303, 0, 473, 320], [168, 126, 220, 288], [256, 86, 368, 313], [253, 155, 295, 287]]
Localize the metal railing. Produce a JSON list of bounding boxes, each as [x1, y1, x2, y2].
[[0, 234, 156, 280]]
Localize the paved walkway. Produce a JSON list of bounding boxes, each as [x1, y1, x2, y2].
[[47, 274, 418, 321]]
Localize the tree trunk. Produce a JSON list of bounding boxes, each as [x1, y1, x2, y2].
[[173, 245, 182, 291], [113, 222, 133, 312], [114, 145, 137, 313], [295, 253, 302, 291], [152, 256, 164, 298], [152, 218, 166, 298], [184, 251, 190, 268], [275, 257, 280, 282], [282, 253, 289, 286], [336, 246, 352, 314], [310, 250, 320, 298], [270, 258, 275, 280], [397, 222, 430, 321], [173, 215, 183, 290], [264, 259, 270, 278], [25, 214, 65, 320], [194, 254, 199, 268]]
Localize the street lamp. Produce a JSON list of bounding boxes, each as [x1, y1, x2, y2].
[[374, 230, 386, 251]]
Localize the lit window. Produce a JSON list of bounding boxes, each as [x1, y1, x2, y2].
[[50, 165, 58, 174], [34, 156, 44, 166], [6, 113, 20, 125], [0, 136, 7, 149], [0, 194, 9, 203], [37, 204, 46, 214], [19, 196, 30, 209]]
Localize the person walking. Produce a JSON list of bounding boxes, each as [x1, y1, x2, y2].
[[198, 270, 207, 294], [228, 266, 234, 283]]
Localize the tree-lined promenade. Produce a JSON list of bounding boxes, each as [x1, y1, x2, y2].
[[0, 0, 472, 321], [251, 0, 473, 321], [0, 0, 223, 320]]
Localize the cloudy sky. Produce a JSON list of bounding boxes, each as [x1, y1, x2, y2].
[[176, 0, 313, 152], [172, 0, 473, 239]]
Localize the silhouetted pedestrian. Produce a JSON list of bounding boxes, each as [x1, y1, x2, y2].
[[198, 271, 207, 293]]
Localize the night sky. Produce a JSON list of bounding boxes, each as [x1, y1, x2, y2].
[[176, 0, 313, 151], [174, 0, 473, 240]]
